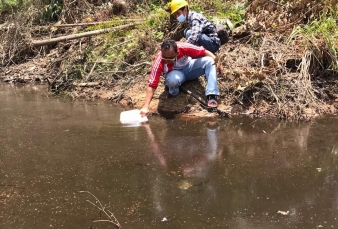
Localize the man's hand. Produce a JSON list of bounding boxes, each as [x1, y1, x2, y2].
[[141, 87, 156, 116], [216, 63, 224, 76], [210, 54, 224, 75], [140, 107, 150, 117], [205, 50, 216, 60], [214, 55, 219, 63]]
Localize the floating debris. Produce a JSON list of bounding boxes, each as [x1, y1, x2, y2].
[[177, 180, 193, 190], [277, 210, 290, 215], [161, 217, 168, 222]]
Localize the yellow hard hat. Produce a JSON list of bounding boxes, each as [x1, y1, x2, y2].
[[170, 0, 188, 14]]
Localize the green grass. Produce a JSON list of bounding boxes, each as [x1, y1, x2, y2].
[[189, 0, 247, 31], [288, 5, 338, 70], [214, 1, 246, 28], [0, 0, 21, 11]]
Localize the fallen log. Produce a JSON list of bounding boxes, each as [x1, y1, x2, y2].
[[52, 19, 144, 27], [74, 82, 101, 87], [31, 23, 141, 47]]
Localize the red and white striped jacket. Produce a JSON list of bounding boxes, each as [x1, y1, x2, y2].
[[147, 42, 206, 89]]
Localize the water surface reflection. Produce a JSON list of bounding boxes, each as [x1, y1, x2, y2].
[[1, 84, 338, 229]]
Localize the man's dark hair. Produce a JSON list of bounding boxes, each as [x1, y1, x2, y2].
[[161, 39, 177, 53]]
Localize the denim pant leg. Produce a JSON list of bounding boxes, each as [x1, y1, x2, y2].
[[185, 29, 220, 53], [165, 70, 185, 96], [182, 57, 219, 96]]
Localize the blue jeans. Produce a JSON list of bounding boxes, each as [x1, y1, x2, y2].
[[185, 29, 220, 53], [165, 56, 219, 96]]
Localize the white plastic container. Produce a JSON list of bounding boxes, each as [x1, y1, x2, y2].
[[120, 109, 148, 124]]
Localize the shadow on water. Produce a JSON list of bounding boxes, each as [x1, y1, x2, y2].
[[1, 84, 338, 229]]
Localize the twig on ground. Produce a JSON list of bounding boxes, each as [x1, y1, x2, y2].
[[111, 39, 135, 49], [86, 61, 97, 81], [265, 84, 280, 109], [81, 0, 92, 10], [78, 190, 121, 229]]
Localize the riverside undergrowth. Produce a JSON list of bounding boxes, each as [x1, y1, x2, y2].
[[288, 5, 338, 72], [1, 0, 338, 120]]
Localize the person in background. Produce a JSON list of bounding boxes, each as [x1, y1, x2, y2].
[[169, 0, 221, 53], [140, 39, 219, 116]]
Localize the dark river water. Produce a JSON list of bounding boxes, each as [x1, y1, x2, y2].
[[1, 84, 338, 229]]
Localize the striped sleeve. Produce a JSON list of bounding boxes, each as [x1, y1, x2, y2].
[[178, 43, 206, 58], [147, 53, 164, 89]]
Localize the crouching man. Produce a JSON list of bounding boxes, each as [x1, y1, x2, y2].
[[140, 39, 220, 116]]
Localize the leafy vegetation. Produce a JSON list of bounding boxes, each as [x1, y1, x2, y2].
[[71, 3, 169, 81], [2, 0, 338, 119], [183, 0, 246, 30], [0, 0, 22, 11], [39, 0, 63, 22], [288, 5, 338, 70], [214, 1, 246, 28]]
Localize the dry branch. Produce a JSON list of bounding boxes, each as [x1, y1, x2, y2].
[[79, 191, 121, 229], [74, 82, 100, 87], [31, 23, 141, 47], [85, 62, 97, 81]]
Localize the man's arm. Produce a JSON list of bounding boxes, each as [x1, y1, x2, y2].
[[204, 50, 216, 60], [141, 52, 163, 116], [140, 86, 156, 116]]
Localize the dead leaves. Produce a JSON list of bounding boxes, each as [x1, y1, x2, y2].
[[246, 0, 331, 33]]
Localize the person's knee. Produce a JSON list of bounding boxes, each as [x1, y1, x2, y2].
[[204, 56, 215, 66], [166, 77, 177, 87], [205, 42, 219, 54], [212, 44, 220, 54], [166, 72, 182, 87]]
